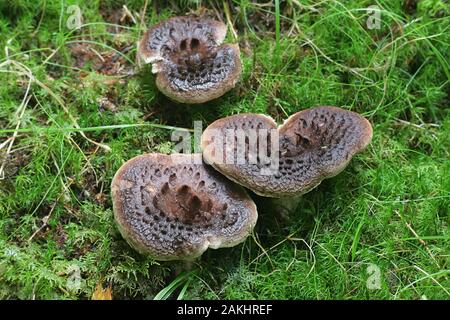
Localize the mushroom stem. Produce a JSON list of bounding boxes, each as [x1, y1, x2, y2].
[[270, 196, 303, 219], [172, 260, 197, 276]]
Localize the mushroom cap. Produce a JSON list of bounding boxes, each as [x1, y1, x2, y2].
[[111, 153, 257, 261], [137, 16, 242, 104], [201, 106, 373, 197]]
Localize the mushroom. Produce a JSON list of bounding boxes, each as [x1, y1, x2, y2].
[[201, 106, 373, 199], [137, 15, 242, 104], [111, 153, 257, 261]]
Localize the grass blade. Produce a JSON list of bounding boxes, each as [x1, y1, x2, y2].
[[154, 271, 193, 300], [274, 0, 281, 67]]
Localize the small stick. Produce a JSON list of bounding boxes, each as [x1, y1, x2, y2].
[[122, 5, 137, 25], [139, 0, 149, 33], [28, 186, 69, 242], [223, 1, 238, 40], [395, 210, 441, 269], [90, 47, 105, 62], [0, 137, 14, 151]]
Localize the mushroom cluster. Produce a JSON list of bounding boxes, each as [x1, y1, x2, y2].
[[110, 15, 373, 261]]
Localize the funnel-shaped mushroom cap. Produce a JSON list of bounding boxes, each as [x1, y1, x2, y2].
[[138, 16, 242, 104], [201, 106, 373, 197], [111, 153, 257, 261]]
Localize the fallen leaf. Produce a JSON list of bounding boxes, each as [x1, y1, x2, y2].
[[91, 282, 113, 300]]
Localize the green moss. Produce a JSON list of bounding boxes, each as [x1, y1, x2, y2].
[[0, 0, 448, 299]]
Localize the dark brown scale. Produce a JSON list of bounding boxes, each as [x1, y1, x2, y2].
[[202, 107, 372, 197], [143, 16, 237, 93], [112, 154, 256, 260]]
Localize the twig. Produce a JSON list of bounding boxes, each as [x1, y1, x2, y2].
[[394, 210, 441, 269], [251, 232, 274, 269], [122, 5, 137, 25], [51, 152, 72, 201], [223, 1, 238, 40], [0, 137, 14, 151], [28, 181, 71, 242], [394, 269, 450, 299], [395, 118, 440, 129], [314, 239, 347, 271], [90, 47, 105, 62], [139, 0, 149, 35], [413, 265, 450, 296], [287, 236, 316, 277], [0, 79, 31, 180], [249, 236, 289, 266]]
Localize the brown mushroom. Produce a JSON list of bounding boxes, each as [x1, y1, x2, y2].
[[137, 16, 242, 104], [111, 153, 257, 261], [201, 106, 373, 198]]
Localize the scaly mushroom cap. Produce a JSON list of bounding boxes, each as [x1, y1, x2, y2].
[[111, 153, 257, 261], [201, 106, 373, 197], [138, 16, 242, 104]]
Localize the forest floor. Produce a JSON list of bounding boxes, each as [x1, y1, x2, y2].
[[0, 0, 448, 299]]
